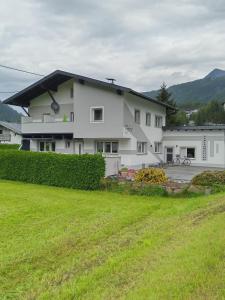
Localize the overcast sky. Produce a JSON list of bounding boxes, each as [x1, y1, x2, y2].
[[1, 0, 225, 105]]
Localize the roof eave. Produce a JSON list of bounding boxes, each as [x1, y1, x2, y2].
[[3, 69, 177, 111], [129, 90, 177, 111]]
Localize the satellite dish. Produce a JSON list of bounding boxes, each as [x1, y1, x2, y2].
[[51, 101, 60, 113]]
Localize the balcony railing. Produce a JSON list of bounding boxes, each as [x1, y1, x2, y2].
[[0, 134, 11, 141], [21, 116, 74, 134], [22, 115, 71, 123]]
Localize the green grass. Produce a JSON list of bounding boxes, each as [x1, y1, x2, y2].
[[0, 180, 225, 300]]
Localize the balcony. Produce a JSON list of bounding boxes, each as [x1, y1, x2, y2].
[[21, 116, 74, 134], [0, 134, 11, 141]]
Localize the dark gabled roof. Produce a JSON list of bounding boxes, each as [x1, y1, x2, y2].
[[3, 70, 176, 110], [0, 121, 21, 134], [163, 125, 225, 131]]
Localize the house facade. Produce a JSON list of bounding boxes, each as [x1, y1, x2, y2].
[[4, 70, 225, 174], [0, 121, 21, 144], [4, 70, 174, 175]]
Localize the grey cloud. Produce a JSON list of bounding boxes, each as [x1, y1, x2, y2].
[[1, 0, 225, 100]]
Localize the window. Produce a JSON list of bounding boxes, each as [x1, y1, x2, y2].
[[96, 141, 118, 154], [135, 109, 140, 124], [180, 147, 195, 159], [39, 141, 55, 152], [105, 142, 111, 153], [45, 142, 51, 152], [70, 112, 74, 122], [70, 87, 74, 98], [112, 142, 119, 153], [187, 147, 195, 158], [154, 142, 162, 153], [137, 142, 147, 154], [65, 141, 70, 148], [52, 142, 56, 152], [40, 141, 45, 152], [90, 107, 104, 123], [0, 129, 2, 134], [96, 141, 104, 153], [155, 115, 163, 128], [146, 113, 151, 126], [216, 144, 219, 154]]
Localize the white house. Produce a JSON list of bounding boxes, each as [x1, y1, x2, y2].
[[0, 121, 22, 145], [3, 70, 225, 174]]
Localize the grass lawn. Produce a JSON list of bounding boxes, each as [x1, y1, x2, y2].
[[0, 180, 225, 299]]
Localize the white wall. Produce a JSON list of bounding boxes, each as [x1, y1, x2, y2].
[[9, 131, 22, 144], [121, 93, 166, 168], [163, 130, 225, 167], [73, 82, 124, 138]]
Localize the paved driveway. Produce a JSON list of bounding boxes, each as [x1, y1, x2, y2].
[[164, 166, 224, 182]]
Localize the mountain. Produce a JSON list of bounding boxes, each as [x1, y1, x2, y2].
[[144, 69, 225, 108], [204, 68, 225, 79], [0, 101, 21, 123]]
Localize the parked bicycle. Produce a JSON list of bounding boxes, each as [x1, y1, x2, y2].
[[173, 155, 191, 166]]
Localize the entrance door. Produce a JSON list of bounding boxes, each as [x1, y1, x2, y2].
[[166, 147, 173, 162], [75, 141, 84, 154], [21, 139, 30, 151]]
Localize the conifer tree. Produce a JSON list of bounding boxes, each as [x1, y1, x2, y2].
[[156, 82, 176, 107]]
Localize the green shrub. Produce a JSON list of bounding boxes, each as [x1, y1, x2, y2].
[[100, 177, 119, 190], [0, 144, 20, 150], [130, 184, 167, 197], [0, 151, 105, 190], [192, 171, 225, 186], [100, 179, 167, 197], [135, 168, 167, 184], [211, 184, 225, 194]]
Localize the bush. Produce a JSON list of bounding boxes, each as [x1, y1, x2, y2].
[[0, 144, 20, 150], [192, 171, 225, 186], [0, 151, 105, 190], [211, 184, 225, 193], [134, 168, 167, 184], [100, 179, 167, 197], [130, 184, 167, 196]]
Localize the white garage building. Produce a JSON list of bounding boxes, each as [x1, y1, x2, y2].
[[163, 126, 225, 168]]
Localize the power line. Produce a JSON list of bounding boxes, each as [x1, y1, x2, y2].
[[0, 64, 44, 77]]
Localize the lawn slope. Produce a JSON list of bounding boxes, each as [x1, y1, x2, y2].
[[0, 180, 225, 299]]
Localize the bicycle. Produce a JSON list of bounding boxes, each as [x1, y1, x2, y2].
[[173, 155, 191, 166]]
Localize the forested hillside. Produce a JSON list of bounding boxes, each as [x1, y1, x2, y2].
[[0, 101, 21, 122], [145, 69, 225, 108]]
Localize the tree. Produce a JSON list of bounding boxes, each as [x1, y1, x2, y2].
[[156, 82, 181, 126], [156, 82, 176, 107], [191, 100, 225, 125], [167, 111, 188, 126]]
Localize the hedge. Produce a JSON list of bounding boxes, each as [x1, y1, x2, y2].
[[192, 170, 225, 186], [0, 151, 105, 190], [0, 144, 20, 150]]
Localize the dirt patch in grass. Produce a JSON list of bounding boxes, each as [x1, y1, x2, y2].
[[192, 203, 225, 225]]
